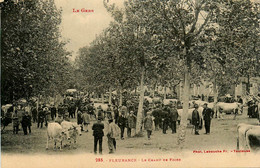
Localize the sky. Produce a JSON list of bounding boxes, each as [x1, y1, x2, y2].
[[54, 0, 260, 61], [55, 0, 125, 61]]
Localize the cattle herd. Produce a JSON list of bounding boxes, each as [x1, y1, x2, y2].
[[1, 92, 260, 153]]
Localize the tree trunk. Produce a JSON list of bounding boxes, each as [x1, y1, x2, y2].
[[164, 85, 167, 99], [213, 77, 218, 118], [101, 93, 104, 104], [177, 59, 190, 148], [152, 82, 156, 97], [109, 87, 112, 105], [246, 74, 250, 94], [136, 66, 145, 135], [119, 87, 123, 106]]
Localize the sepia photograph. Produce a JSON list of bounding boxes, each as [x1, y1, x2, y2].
[[1, 0, 260, 167]]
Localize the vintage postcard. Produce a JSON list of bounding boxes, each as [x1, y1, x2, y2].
[[1, 0, 260, 167]]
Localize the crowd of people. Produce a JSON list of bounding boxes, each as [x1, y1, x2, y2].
[[1, 92, 259, 154]]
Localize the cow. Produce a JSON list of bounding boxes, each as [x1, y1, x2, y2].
[[152, 97, 162, 104], [61, 121, 82, 149], [144, 96, 153, 104], [245, 126, 260, 152], [163, 99, 178, 106], [216, 102, 241, 119], [236, 123, 259, 150], [94, 103, 109, 112], [46, 123, 69, 150]]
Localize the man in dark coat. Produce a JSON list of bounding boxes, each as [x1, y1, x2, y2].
[[77, 110, 84, 131], [50, 105, 57, 121], [202, 103, 214, 134], [37, 108, 45, 128], [31, 107, 37, 123], [192, 104, 200, 135], [113, 105, 119, 124], [117, 112, 127, 140], [92, 117, 104, 154], [162, 105, 170, 134], [21, 112, 32, 135], [169, 104, 179, 134], [152, 106, 162, 130]]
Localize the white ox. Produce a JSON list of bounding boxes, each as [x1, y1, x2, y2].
[[216, 102, 241, 118], [236, 123, 259, 150], [61, 121, 82, 149], [163, 99, 178, 106], [245, 126, 260, 152], [46, 123, 69, 150], [144, 96, 153, 104], [153, 97, 162, 104], [94, 103, 109, 111]]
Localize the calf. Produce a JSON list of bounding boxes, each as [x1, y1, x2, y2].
[[46, 123, 69, 150]]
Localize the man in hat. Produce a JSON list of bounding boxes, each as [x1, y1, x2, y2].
[[113, 105, 119, 124], [106, 104, 113, 119], [192, 104, 200, 135], [143, 111, 153, 140], [50, 104, 57, 121], [162, 104, 170, 134], [44, 107, 51, 127], [152, 104, 162, 130], [92, 117, 104, 154], [169, 104, 178, 134], [37, 108, 45, 128], [82, 111, 90, 132], [21, 112, 32, 135], [118, 111, 127, 140], [12, 110, 19, 134], [127, 111, 136, 137], [107, 118, 119, 154], [97, 105, 104, 120], [31, 107, 37, 123], [77, 110, 84, 131], [202, 103, 214, 134]]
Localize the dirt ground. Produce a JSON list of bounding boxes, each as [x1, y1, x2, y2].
[[1, 107, 259, 155]]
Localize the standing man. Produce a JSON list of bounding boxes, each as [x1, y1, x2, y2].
[[37, 108, 45, 128], [44, 107, 51, 127], [169, 104, 178, 134], [127, 111, 136, 137], [77, 110, 84, 131], [118, 111, 127, 140], [12, 110, 19, 134], [31, 107, 37, 123], [202, 103, 214, 134], [50, 104, 57, 121], [21, 112, 32, 135], [82, 111, 90, 132], [92, 117, 104, 154], [162, 105, 170, 134], [143, 111, 153, 140], [107, 118, 119, 154], [152, 105, 161, 131], [192, 104, 200, 135]]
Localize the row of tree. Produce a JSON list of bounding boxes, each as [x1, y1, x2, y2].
[[1, 0, 75, 104], [75, 0, 259, 147]]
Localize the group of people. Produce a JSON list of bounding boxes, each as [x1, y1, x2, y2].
[[12, 106, 32, 135], [192, 103, 214, 135]]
